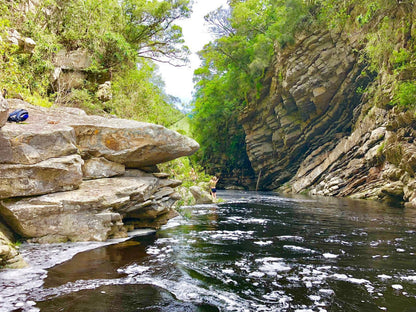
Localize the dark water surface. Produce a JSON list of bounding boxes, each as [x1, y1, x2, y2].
[[1, 191, 416, 311]]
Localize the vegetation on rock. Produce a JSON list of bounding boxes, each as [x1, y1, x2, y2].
[[0, 0, 189, 126], [190, 0, 416, 187]]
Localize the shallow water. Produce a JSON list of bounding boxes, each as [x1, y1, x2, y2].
[[1, 191, 416, 311]]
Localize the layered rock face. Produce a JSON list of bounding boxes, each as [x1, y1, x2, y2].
[[240, 31, 368, 189], [294, 107, 416, 208], [0, 102, 198, 265], [240, 27, 416, 207]]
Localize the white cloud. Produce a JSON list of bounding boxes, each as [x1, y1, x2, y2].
[[157, 0, 228, 103]]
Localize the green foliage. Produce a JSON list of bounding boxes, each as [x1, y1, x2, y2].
[[158, 157, 211, 188], [109, 61, 183, 126], [191, 0, 313, 173], [1, 0, 190, 126], [392, 82, 416, 109], [60, 89, 100, 113], [25, 93, 53, 108]]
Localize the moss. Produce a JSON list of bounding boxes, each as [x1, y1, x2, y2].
[[384, 142, 403, 167]]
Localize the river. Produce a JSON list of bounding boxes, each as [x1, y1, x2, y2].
[[1, 190, 416, 311]]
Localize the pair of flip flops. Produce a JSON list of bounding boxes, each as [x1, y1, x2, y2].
[[7, 109, 29, 122]]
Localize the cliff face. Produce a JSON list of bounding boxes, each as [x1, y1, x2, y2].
[[0, 100, 199, 268], [240, 30, 370, 190], [240, 23, 416, 207]]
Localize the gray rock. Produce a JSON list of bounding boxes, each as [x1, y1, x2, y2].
[[0, 222, 26, 269], [0, 117, 77, 165], [240, 30, 365, 190], [70, 116, 199, 168], [7, 29, 36, 53], [82, 157, 125, 179], [0, 94, 8, 128], [0, 154, 83, 199], [189, 186, 213, 204], [3, 102, 199, 168], [0, 176, 170, 242]]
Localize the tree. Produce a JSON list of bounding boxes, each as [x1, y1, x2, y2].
[[191, 0, 312, 173], [122, 0, 191, 66]]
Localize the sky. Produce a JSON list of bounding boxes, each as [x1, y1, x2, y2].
[[157, 0, 228, 105]]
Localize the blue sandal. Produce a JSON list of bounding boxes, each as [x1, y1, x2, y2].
[[8, 109, 29, 122]]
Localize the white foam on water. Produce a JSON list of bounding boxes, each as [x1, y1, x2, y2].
[[155, 237, 180, 245], [254, 240, 273, 246], [261, 262, 292, 274], [396, 248, 406, 252], [161, 215, 186, 229], [319, 289, 335, 296], [308, 295, 321, 301], [401, 275, 416, 283], [322, 253, 338, 259], [377, 274, 392, 280], [330, 274, 370, 286], [392, 284, 403, 290], [117, 264, 150, 275], [278, 236, 304, 242], [283, 245, 317, 254], [248, 271, 266, 278], [146, 246, 161, 255], [202, 230, 255, 241]]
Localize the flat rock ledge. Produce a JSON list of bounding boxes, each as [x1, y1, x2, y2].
[[0, 101, 199, 267]]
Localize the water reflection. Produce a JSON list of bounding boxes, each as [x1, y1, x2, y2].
[[1, 191, 416, 311], [44, 237, 155, 288]]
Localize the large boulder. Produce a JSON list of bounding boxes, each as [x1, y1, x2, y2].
[[4, 101, 199, 168], [0, 118, 77, 165], [0, 101, 198, 245], [0, 174, 179, 243]]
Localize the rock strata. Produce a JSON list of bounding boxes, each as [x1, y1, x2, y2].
[[240, 30, 367, 190], [240, 27, 416, 207], [0, 101, 199, 267], [0, 172, 181, 243]]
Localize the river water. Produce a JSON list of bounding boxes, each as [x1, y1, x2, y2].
[[1, 190, 416, 312]]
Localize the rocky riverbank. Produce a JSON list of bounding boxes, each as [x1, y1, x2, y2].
[[0, 98, 199, 268]]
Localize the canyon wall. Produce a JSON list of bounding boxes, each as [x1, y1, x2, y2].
[[240, 30, 369, 189], [240, 28, 416, 208]]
